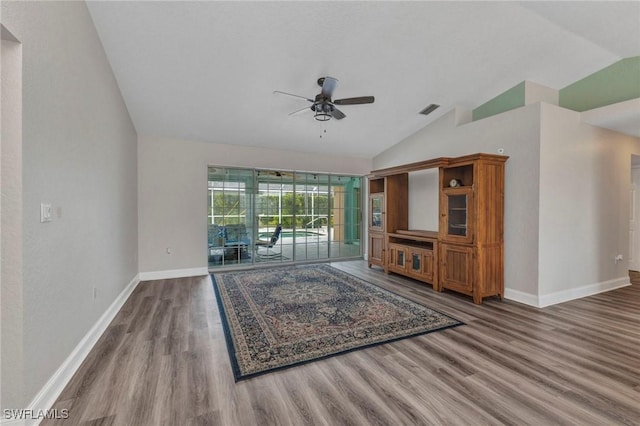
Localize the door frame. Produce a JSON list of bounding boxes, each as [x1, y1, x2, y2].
[[629, 161, 640, 271]]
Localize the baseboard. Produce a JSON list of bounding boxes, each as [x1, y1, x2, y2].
[[503, 288, 539, 307], [537, 276, 630, 308], [9, 274, 140, 426], [504, 276, 631, 308], [138, 267, 209, 282], [1, 418, 25, 426]]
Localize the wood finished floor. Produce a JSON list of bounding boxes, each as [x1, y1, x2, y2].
[[45, 261, 640, 425]]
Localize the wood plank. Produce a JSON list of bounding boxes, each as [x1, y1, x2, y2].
[[42, 262, 640, 425], [390, 230, 439, 240]]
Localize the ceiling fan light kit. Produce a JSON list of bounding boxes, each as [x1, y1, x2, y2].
[[312, 102, 333, 121], [275, 76, 374, 122]]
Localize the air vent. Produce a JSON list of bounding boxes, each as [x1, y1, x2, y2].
[[419, 104, 440, 116]]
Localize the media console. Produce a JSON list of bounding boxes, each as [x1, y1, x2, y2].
[[368, 153, 508, 304]]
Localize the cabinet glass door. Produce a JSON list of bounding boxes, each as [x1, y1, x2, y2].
[[447, 194, 468, 237], [369, 194, 384, 231], [411, 253, 421, 272]]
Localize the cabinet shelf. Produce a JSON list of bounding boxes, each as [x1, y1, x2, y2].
[[443, 185, 472, 190], [442, 164, 474, 190], [388, 233, 436, 251]]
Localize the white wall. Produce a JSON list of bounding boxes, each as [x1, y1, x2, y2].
[[538, 103, 640, 305], [1, 35, 24, 412], [375, 100, 640, 306], [374, 105, 542, 299], [138, 135, 371, 274], [408, 169, 439, 231], [524, 81, 558, 106], [1, 1, 138, 408]]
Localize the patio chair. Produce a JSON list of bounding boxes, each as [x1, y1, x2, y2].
[[255, 224, 282, 258]]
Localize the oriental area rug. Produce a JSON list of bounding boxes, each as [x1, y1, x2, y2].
[[212, 264, 462, 381]]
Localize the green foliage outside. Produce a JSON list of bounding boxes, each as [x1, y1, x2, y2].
[[207, 191, 244, 225], [207, 191, 330, 228], [258, 193, 329, 228]]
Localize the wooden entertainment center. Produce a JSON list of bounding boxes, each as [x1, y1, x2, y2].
[[368, 153, 508, 304]]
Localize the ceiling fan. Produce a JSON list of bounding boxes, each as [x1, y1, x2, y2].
[[274, 77, 374, 121]]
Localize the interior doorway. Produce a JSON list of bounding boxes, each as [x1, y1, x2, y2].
[[629, 155, 640, 272]]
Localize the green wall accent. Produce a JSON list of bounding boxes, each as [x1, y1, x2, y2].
[[472, 82, 525, 121], [559, 56, 640, 112]]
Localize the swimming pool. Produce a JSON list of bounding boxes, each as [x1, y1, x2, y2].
[[258, 230, 323, 239], [281, 231, 323, 238]]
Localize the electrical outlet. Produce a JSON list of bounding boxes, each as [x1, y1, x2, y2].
[[614, 254, 623, 264]]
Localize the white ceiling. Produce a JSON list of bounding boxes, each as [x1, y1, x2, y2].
[[86, 1, 640, 159]]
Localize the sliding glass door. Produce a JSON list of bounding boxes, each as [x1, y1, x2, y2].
[[208, 166, 362, 269], [294, 173, 330, 261], [207, 168, 254, 267], [329, 175, 362, 259], [255, 170, 294, 264]]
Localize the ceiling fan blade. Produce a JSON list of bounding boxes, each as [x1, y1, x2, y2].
[[273, 91, 314, 103], [331, 107, 346, 120], [333, 96, 375, 105], [288, 105, 312, 116], [321, 77, 338, 96]]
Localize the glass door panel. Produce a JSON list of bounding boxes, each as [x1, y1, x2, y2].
[[207, 168, 254, 267], [412, 253, 421, 272], [441, 188, 473, 244], [369, 194, 384, 231], [255, 170, 294, 264], [447, 193, 468, 237], [294, 173, 329, 261], [330, 176, 361, 259]]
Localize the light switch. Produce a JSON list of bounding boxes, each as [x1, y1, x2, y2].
[[41, 203, 52, 223]]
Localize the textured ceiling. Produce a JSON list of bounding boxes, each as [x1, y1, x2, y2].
[[86, 1, 640, 159]]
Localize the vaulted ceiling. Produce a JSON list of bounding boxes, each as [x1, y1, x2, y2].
[[86, 1, 640, 159]]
